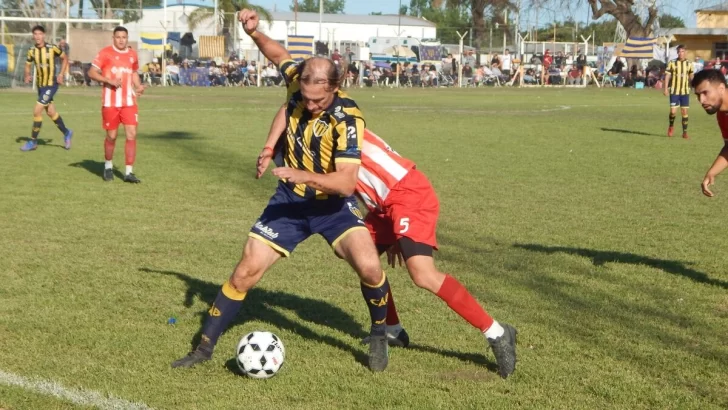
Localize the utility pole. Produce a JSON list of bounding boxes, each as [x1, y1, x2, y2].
[[319, 0, 323, 47]]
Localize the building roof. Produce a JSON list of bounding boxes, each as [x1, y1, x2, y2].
[[655, 27, 728, 36], [696, 2, 728, 12], [269, 12, 436, 28]]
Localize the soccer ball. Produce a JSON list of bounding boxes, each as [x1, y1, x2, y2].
[[235, 331, 285, 379]]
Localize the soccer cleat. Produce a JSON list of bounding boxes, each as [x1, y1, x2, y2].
[[103, 168, 114, 182], [367, 327, 389, 372], [667, 126, 674, 137], [682, 132, 690, 140], [124, 173, 141, 183], [64, 129, 73, 150], [362, 327, 410, 348], [171, 349, 212, 368], [487, 323, 518, 379], [20, 139, 38, 151]]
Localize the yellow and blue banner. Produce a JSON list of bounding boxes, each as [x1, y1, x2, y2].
[[0, 44, 15, 72], [140, 32, 166, 50], [620, 37, 657, 59], [287, 35, 313, 62]]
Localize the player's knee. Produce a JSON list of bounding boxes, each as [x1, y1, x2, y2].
[[229, 262, 261, 291], [406, 262, 442, 292], [357, 263, 384, 286]]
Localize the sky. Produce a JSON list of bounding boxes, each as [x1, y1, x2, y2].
[[248, 0, 702, 27]]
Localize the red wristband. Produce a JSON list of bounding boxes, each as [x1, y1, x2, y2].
[[262, 146, 274, 154]]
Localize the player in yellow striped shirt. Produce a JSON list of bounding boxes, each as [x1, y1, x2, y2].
[[21, 25, 73, 151], [664, 45, 694, 139]]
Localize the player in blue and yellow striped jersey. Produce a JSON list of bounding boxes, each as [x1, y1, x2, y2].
[[21, 25, 73, 151], [664, 45, 694, 139], [171, 8, 391, 372]]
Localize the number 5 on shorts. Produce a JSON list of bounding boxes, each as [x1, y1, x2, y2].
[[398, 217, 410, 234]]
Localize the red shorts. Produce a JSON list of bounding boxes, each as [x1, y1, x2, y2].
[[364, 169, 439, 248], [102, 106, 138, 130]]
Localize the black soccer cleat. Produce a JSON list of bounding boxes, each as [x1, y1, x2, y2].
[[367, 327, 389, 372], [103, 168, 114, 182], [171, 349, 212, 368], [124, 173, 141, 183], [487, 323, 518, 379], [362, 327, 410, 348]]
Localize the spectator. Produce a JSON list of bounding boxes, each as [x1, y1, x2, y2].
[[331, 48, 342, 65], [410, 64, 420, 87], [208, 61, 225, 86], [462, 62, 473, 83], [262, 62, 280, 86], [345, 46, 355, 62], [166, 60, 180, 85], [608, 57, 625, 86], [248, 60, 258, 85], [567, 65, 581, 85], [491, 52, 501, 68], [523, 68, 537, 84], [694, 56, 704, 73], [58, 38, 69, 57], [463, 50, 476, 68], [501, 49, 512, 77]]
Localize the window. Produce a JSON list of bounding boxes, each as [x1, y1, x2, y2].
[[715, 42, 728, 60]]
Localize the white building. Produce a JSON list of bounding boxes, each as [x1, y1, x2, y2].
[[123, 5, 437, 59]]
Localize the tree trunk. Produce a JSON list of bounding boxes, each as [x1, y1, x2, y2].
[[472, 3, 485, 65], [610, 7, 649, 37]]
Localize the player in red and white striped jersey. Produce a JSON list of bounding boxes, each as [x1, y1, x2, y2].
[[88, 26, 145, 183], [257, 105, 518, 379]]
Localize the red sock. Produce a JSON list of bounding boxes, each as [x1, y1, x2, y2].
[[385, 288, 400, 326], [125, 139, 136, 166], [436, 274, 493, 332], [104, 137, 116, 161]]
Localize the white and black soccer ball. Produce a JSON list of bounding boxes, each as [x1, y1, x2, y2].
[[235, 331, 285, 379]]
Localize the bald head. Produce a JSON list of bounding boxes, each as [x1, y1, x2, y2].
[[298, 57, 342, 89]]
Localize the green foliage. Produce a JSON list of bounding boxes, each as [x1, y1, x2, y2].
[[186, 0, 273, 33], [659, 13, 686, 29], [290, 0, 346, 14]]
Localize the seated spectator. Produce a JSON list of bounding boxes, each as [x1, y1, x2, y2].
[[410, 64, 421, 87], [347, 61, 360, 85], [166, 60, 180, 85], [607, 57, 625, 87], [567, 65, 581, 85], [262, 62, 281, 86], [548, 64, 563, 85], [523, 68, 537, 84], [491, 63, 508, 83], [248, 61, 258, 85], [462, 62, 473, 83], [474, 65, 484, 85], [208, 61, 225, 86]]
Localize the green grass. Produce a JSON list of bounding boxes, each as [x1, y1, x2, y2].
[[1, 85, 727, 410]]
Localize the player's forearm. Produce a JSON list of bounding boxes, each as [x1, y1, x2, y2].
[[663, 75, 671, 91], [60, 56, 69, 76], [706, 145, 728, 177], [265, 104, 287, 150], [249, 31, 290, 67], [24, 64, 30, 78], [88, 69, 110, 85], [302, 169, 358, 197], [132, 72, 142, 88]]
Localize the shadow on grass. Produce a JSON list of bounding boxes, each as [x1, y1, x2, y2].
[[600, 127, 664, 138], [141, 267, 496, 371], [514, 243, 728, 290], [69, 160, 124, 180], [145, 131, 199, 140], [16, 136, 64, 148]]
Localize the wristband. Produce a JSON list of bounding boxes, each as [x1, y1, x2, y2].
[[262, 146, 273, 154], [249, 30, 259, 38]]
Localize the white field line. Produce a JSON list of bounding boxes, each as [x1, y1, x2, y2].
[[0, 369, 153, 410]]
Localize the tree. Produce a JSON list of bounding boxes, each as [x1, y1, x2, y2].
[[86, 0, 162, 23], [444, 0, 515, 58], [187, 0, 272, 35], [659, 13, 685, 29], [290, 0, 346, 14], [588, 0, 657, 37]]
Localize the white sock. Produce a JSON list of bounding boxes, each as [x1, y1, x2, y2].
[[484, 321, 505, 340], [104, 160, 113, 170], [386, 323, 403, 338], [125, 165, 133, 175]]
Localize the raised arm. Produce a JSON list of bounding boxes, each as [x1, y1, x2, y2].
[[238, 9, 291, 67]]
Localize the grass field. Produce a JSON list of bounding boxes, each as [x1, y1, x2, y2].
[[1, 85, 727, 410]]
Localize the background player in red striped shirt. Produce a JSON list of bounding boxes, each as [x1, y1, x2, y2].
[[259, 109, 518, 379], [88, 26, 144, 183], [692, 69, 728, 196]]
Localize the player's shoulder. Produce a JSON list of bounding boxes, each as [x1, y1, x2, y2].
[[328, 92, 362, 122]]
